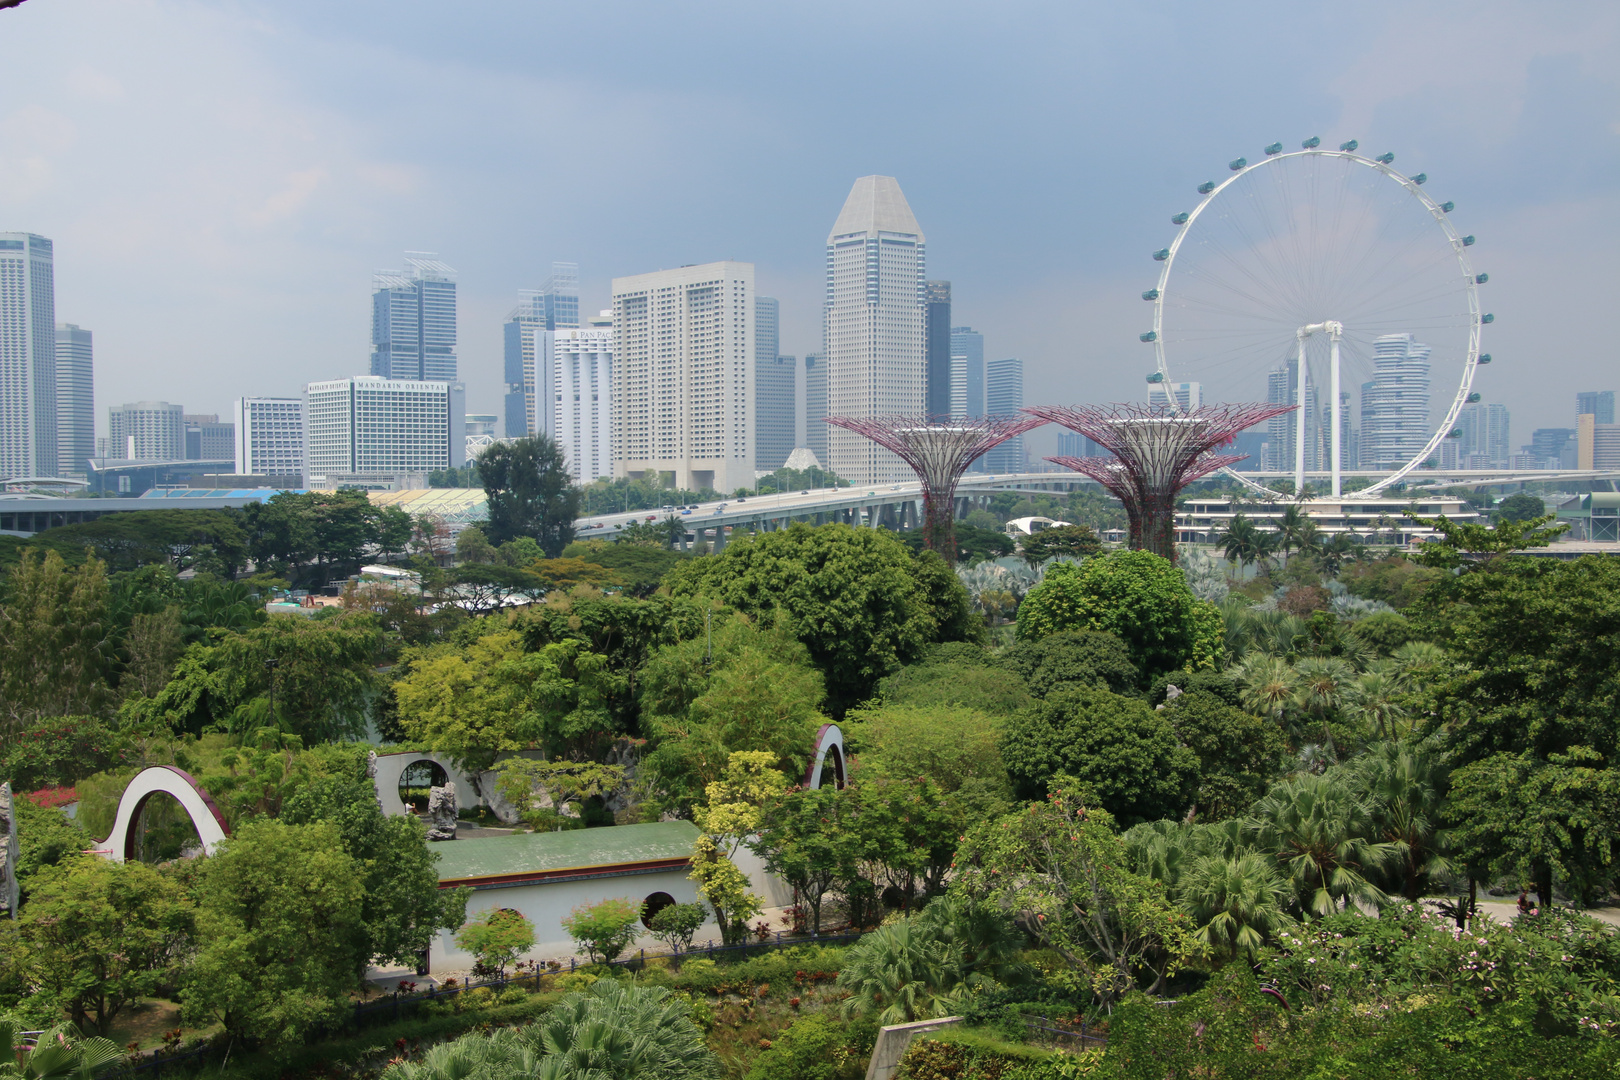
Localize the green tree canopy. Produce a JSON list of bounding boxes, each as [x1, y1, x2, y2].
[[12, 856, 191, 1035], [1019, 523, 1104, 564], [479, 435, 581, 554], [1160, 690, 1287, 820], [1002, 628, 1140, 696], [0, 550, 113, 739], [183, 818, 367, 1055], [999, 684, 1198, 824], [665, 523, 977, 713], [842, 703, 1014, 821], [1014, 551, 1223, 677], [37, 509, 249, 576]]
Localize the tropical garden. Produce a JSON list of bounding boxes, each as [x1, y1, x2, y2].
[[1, 444, 1616, 1079]]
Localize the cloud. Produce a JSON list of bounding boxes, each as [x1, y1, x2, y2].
[[66, 64, 126, 102], [248, 166, 328, 226]]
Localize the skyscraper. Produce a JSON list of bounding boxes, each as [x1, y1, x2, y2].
[[1530, 427, 1575, 465], [504, 263, 580, 438], [1577, 390, 1615, 426], [949, 326, 985, 418], [754, 296, 795, 471], [1149, 381, 1203, 411], [54, 323, 93, 477], [234, 397, 305, 478], [925, 281, 952, 416], [0, 232, 57, 477], [804, 353, 828, 466], [555, 313, 614, 484], [109, 401, 184, 461], [371, 253, 457, 382], [1359, 333, 1431, 470], [304, 377, 464, 484], [612, 261, 755, 494], [983, 357, 1025, 473], [824, 176, 927, 485]]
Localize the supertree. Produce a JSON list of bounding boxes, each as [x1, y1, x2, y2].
[[823, 415, 1046, 560], [1025, 402, 1295, 562]]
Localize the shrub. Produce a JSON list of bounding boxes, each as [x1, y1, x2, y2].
[[563, 897, 643, 964], [743, 1013, 864, 1080], [648, 901, 707, 956], [454, 908, 535, 978], [0, 715, 125, 792]]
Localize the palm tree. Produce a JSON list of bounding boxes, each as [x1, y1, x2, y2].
[[835, 919, 959, 1025], [1216, 511, 1262, 569], [1234, 653, 1298, 720], [0, 1023, 125, 1080], [1291, 656, 1356, 757], [1316, 532, 1360, 576], [383, 983, 720, 1080], [1274, 504, 1310, 558], [1344, 666, 1409, 740], [1181, 852, 1294, 961], [1250, 773, 1400, 916], [1350, 741, 1453, 900]]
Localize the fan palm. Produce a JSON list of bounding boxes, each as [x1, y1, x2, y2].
[[1344, 667, 1409, 740], [0, 1023, 125, 1080], [1234, 653, 1297, 720], [1181, 852, 1294, 961], [1251, 773, 1399, 917], [836, 919, 959, 1025], [1350, 741, 1454, 900]]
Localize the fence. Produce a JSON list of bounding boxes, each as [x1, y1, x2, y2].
[[1024, 1016, 1107, 1050]]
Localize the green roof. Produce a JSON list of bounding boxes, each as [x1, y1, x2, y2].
[[431, 820, 702, 884]]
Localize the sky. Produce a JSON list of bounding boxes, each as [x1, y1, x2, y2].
[[3, 0, 1618, 457]]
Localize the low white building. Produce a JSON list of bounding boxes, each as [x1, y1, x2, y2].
[[1174, 495, 1478, 545], [427, 821, 718, 970]]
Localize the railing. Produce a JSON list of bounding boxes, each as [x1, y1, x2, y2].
[[1025, 1016, 1107, 1049]]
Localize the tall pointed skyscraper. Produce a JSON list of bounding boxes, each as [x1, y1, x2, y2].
[[823, 176, 927, 484]]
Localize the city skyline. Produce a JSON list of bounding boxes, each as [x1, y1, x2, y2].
[[6, 2, 1613, 454]]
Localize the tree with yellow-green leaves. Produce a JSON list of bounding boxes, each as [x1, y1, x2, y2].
[[0, 550, 114, 739]]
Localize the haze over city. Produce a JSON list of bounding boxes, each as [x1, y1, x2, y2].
[[3, 0, 1618, 455]]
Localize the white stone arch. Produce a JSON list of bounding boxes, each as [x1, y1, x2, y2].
[[804, 723, 846, 790], [371, 752, 477, 818], [104, 766, 230, 862]]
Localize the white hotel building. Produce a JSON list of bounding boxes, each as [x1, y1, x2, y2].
[[233, 397, 305, 479], [303, 377, 464, 486], [611, 261, 754, 494], [553, 313, 614, 484]]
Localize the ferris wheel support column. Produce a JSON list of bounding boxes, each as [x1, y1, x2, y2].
[[1294, 328, 1309, 495], [1329, 323, 1343, 498]]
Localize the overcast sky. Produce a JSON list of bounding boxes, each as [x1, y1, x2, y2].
[[4, 0, 1617, 453]]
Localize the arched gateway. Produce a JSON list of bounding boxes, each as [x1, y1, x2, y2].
[[102, 766, 231, 862]]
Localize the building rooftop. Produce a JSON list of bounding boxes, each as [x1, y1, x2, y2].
[[432, 820, 702, 888], [829, 175, 925, 243]]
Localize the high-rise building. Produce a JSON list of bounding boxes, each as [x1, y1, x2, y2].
[[949, 326, 985, 419], [234, 397, 305, 477], [184, 414, 235, 461], [1266, 362, 1318, 473], [1057, 431, 1107, 458], [371, 253, 457, 382], [54, 323, 93, 477], [925, 281, 952, 416], [109, 401, 184, 461], [303, 377, 465, 484], [1530, 427, 1575, 466], [503, 264, 580, 438], [754, 296, 795, 472], [1359, 333, 1431, 470], [804, 353, 828, 466], [824, 176, 927, 485], [1577, 390, 1615, 426], [983, 357, 1025, 473], [1149, 381, 1203, 412], [0, 232, 57, 477], [555, 313, 614, 484], [611, 261, 754, 494]]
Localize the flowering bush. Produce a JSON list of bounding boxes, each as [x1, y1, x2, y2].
[[1261, 903, 1620, 1032]]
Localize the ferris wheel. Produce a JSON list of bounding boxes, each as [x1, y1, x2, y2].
[[1141, 137, 1490, 498]]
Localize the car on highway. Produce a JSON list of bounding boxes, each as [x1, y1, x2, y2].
[[737, 496, 747, 502], [680, 508, 692, 515], [800, 490, 810, 495]]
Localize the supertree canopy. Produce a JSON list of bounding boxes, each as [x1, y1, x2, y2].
[[1026, 402, 1295, 561], [823, 414, 1045, 560]]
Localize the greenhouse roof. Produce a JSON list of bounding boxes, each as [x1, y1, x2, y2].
[[432, 820, 701, 889]]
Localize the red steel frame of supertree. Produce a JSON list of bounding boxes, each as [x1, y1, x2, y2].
[[823, 414, 1046, 560], [1026, 402, 1295, 562]]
